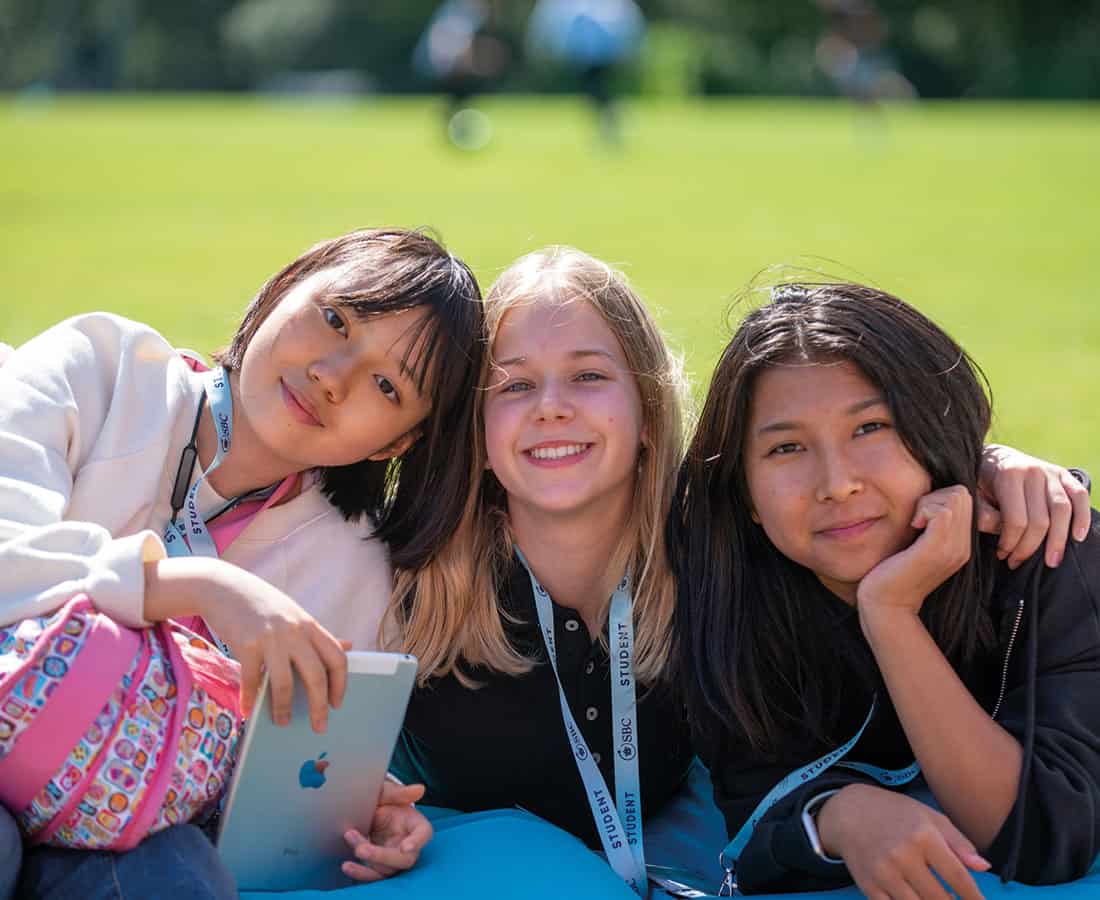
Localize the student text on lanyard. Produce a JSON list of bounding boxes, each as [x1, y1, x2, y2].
[[717, 694, 921, 896], [515, 549, 648, 897]]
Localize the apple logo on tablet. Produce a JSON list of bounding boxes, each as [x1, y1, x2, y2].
[[298, 752, 329, 789]]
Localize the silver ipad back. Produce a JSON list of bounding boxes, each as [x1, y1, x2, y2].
[[216, 651, 417, 891]]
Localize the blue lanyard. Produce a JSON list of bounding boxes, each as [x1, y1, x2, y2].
[[516, 549, 648, 896], [718, 695, 920, 896], [164, 367, 233, 559]]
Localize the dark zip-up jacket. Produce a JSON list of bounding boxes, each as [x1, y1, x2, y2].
[[703, 510, 1100, 893]]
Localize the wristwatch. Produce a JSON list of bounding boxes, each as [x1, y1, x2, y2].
[[801, 790, 845, 864]]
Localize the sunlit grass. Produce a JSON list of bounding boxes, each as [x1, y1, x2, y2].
[[2, 95, 1097, 476]]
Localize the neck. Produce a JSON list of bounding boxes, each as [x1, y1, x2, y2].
[[196, 369, 299, 498], [510, 496, 632, 638]]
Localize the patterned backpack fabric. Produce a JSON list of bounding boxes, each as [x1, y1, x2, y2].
[[0, 594, 241, 850]]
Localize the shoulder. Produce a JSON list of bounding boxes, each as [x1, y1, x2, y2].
[[20, 312, 171, 356], [6, 313, 183, 388]]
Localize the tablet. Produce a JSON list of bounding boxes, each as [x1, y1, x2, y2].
[[216, 651, 418, 891]]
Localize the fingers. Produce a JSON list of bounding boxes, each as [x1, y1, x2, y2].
[[275, 625, 347, 733], [902, 867, 951, 900], [341, 860, 387, 883], [378, 780, 425, 807], [1042, 475, 1075, 568], [266, 647, 295, 727], [910, 488, 972, 573], [238, 652, 263, 720], [993, 468, 1040, 568], [974, 495, 1002, 536], [993, 472, 1028, 563], [1005, 470, 1051, 569], [928, 846, 986, 900], [290, 642, 333, 734], [342, 821, 429, 882], [932, 819, 988, 900], [1063, 470, 1092, 544], [314, 629, 349, 711], [993, 465, 1087, 570]]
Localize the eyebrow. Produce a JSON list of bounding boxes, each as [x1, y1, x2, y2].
[[756, 396, 887, 434], [495, 349, 617, 367]]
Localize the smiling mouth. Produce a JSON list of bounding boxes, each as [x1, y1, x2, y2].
[[526, 443, 592, 462], [281, 381, 321, 427], [817, 518, 879, 539]]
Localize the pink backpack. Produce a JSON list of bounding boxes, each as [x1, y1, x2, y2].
[[0, 594, 241, 850]]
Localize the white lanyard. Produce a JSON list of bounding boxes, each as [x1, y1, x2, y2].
[[516, 549, 648, 896]]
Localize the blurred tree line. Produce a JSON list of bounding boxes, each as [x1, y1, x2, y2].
[[1, 0, 1097, 98]]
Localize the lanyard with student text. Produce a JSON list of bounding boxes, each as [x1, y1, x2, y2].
[[515, 549, 647, 897], [164, 367, 234, 559], [718, 694, 920, 896]]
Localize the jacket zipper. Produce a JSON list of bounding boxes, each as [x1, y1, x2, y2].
[[991, 597, 1025, 719]]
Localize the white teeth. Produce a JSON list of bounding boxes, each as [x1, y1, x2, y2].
[[529, 444, 587, 460]]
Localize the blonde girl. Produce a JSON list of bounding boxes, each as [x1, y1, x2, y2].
[[389, 247, 690, 895]]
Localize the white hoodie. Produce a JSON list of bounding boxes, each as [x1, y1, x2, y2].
[[0, 313, 391, 649]]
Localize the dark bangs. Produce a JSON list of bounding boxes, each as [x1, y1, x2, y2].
[[319, 238, 485, 572], [215, 229, 485, 572]]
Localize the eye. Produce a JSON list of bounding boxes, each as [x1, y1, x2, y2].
[[321, 306, 348, 336], [575, 371, 606, 383], [500, 380, 532, 394], [767, 441, 803, 457], [855, 421, 889, 436], [375, 375, 400, 404]]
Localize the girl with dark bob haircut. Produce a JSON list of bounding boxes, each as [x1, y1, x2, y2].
[[672, 282, 1099, 897], [0, 228, 483, 896], [216, 228, 484, 571]]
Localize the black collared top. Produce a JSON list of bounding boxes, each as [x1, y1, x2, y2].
[[391, 555, 694, 848]]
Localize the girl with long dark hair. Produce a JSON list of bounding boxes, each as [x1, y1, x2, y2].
[[672, 283, 1099, 897]]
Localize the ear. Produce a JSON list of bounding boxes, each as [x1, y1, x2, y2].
[[750, 508, 761, 525], [366, 429, 420, 461]]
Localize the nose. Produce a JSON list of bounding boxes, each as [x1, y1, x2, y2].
[[534, 379, 573, 423], [814, 446, 863, 503], [307, 352, 355, 405]]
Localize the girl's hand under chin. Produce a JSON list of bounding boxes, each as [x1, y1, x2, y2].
[[856, 486, 973, 622]]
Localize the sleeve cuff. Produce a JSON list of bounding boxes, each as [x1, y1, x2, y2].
[[83, 530, 165, 627]]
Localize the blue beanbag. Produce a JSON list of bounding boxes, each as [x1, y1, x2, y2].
[[240, 807, 638, 899], [241, 761, 1100, 899]]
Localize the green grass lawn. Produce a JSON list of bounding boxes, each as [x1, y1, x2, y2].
[[2, 95, 1097, 479]]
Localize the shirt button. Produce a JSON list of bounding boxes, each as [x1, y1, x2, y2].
[[565, 619, 580, 632], [593, 752, 602, 764], [586, 706, 599, 721], [584, 661, 595, 675]]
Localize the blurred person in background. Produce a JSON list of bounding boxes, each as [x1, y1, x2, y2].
[[526, 0, 645, 146], [814, 0, 916, 104], [414, 0, 513, 150]]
